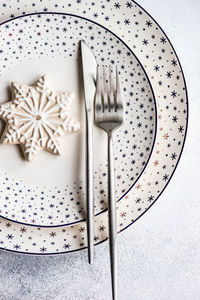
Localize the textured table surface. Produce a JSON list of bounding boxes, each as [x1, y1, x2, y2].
[[0, 1, 199, 299]]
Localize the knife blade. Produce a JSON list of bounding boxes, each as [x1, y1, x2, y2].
[[81, 41, 97, 110], [81, 40, 97, 264]]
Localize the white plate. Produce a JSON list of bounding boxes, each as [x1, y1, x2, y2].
[[0, 1, 188, 255], [0, 13, 156, 227]]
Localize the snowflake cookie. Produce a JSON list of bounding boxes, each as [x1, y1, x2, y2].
[[0, 75, 80, 161]]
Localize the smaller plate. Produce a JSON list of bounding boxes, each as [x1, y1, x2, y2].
[[0, 13, 156, 227]]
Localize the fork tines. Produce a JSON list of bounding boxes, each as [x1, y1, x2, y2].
[[95, 65, 123, 130]]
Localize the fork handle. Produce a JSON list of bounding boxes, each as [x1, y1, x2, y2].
[[86, 110, 94, 264], [108, 132, 117, 300]]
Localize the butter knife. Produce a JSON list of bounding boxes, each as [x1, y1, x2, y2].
[[81, 41, 97, 264]]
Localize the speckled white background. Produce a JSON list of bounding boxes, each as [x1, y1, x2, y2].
[[0, 1, 199, 299]]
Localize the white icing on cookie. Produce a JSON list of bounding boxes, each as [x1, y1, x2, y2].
[[0, 75, 80, 161]]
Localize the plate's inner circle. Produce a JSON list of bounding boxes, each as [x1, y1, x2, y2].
[[0, 13, 156, 226]]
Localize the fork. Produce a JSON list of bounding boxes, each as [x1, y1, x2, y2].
[[95, 65, 123, 300]]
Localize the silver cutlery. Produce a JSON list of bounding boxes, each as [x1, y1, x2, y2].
[[81, 41, 97, 264], [95, 65, 124, 300]]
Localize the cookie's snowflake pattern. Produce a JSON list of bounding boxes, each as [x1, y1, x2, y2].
[[0, 75, 80, 161]]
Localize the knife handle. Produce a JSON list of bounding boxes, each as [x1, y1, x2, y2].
[[86, 110, 94, 264]]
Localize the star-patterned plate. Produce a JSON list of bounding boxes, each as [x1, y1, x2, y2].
[[0, 0, 188, 255], [0, 12, 156, 227]]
